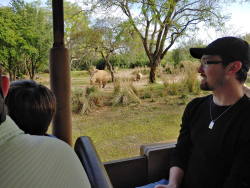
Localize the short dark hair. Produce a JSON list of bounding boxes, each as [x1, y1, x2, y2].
[[220, 55, 248, 83], [5, 80, 56, 135]]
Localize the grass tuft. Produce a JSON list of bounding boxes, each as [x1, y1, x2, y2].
[[112, 80, 141, 106]]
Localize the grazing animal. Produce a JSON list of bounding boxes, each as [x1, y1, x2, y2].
[[89, 69, 111, 88], [136, 73, 143, 81]]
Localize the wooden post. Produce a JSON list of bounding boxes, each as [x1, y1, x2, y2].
[[49, 0, 72, 146]]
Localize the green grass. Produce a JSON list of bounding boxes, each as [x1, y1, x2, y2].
[[38, 73, 50, 78], [70, 89, 209, 162], [44, 68, 212, 162], [71, 71, 89, 78], [71, 102, 184, 162], [71, 78, 90, 85]]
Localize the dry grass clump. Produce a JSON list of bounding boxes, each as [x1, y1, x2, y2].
[[156, 65, 163, 78], [161, 69, 186, 95], [165, 63, 177, 74], [71, 86, 101, 114], [112, 80, 141, 106], [132, 66, 150, 75], [182, 61, 200, 93]]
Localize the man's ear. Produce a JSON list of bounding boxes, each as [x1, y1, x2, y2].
[[227, 61, 242, 76], [2, 76, 10, 97]]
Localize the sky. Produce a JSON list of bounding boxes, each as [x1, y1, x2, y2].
[[1, 0, 250, 47]]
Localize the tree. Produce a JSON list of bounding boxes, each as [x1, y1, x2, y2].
[[89, 0, 235, 83], [64, 1, 91, 69], [0, 6, 24, 81], [20, 1, 52, 79], [86, 17, 132, 81], [3, 0, 53, 80]]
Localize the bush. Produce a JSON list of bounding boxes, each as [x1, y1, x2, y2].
[[168, 81, 180, 95], [93, 59, 106, 70], [184, 61, 200, 93], [71, 86, 101, 115], [112, 80, 141, 106], [17, 73, 24, 78]]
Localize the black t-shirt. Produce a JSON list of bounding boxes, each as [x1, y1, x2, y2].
[[170, 94, 250, 188]]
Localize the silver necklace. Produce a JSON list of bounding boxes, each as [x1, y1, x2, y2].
[[209, 94, 244, 129]]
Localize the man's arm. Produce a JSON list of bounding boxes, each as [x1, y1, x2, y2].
[[154, 167, 184, 188], [155, 99, 198, 188], [223, 140, 250, 187]]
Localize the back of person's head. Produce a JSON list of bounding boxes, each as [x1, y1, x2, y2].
[[5, 80, 56, 135]]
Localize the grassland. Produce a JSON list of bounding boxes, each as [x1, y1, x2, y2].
[[41, 67, 215, 162]]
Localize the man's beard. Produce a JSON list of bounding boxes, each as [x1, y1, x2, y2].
[[200, 75, 225, 91], [200, 81, 213, 91]]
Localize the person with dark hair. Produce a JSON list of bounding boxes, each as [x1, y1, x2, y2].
[[5, 80, 56, 137], [154, 37, 250, 188], [0, 74, 91, 187]]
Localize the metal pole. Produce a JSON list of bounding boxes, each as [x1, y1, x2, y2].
[[49, 0, 72, 146]]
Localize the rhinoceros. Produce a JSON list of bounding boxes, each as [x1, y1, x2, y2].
[[136, 73, 143, 81], [89, 69, 111, 88]]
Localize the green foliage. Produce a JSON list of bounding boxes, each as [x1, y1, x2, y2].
[[171, 48, 185, 67], [0, 0, 53, 80], [90, 0, 234, 83]]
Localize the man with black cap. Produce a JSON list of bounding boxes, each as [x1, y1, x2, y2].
[[155, 37, 250, 188]]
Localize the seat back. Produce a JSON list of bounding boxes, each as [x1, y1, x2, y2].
[[74, 136, 113, 188], [140, 139, 177, 183]]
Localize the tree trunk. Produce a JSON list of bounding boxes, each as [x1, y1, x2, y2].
[[100, 51, 115, 82], [9, 71, 12, 82], [105, 59, 114, 82], [149, 63, 157, 83], [149, 59, 162, 83], [31, 68, 35, 80], [13, 67, 16, 81]]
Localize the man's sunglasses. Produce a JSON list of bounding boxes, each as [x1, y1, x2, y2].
[[200, 59, 223, 67]]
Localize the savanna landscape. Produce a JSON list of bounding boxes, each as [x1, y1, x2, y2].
[[1, 0, 250, 163], [35, 63, 249, 162], [36, 63, 210, 162]]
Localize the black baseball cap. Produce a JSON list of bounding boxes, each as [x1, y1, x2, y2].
[[190, 37, 250, 71]]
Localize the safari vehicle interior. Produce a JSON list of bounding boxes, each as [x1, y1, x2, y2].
[[50, 1, 176, 187]]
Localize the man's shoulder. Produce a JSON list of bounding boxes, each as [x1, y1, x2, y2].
[[186, 94, 212, 109], [0, 133, 91, 188]]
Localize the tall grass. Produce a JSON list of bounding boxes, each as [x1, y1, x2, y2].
[[183, 61, 200, 93], [112, 80, 141, 106], [71, 86, 101, 114]]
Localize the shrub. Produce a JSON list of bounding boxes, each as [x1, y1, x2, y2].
[[168, 81, 179, 95], [132, 66, 150, 76], [184, 61, 199, 93], [161, 75, 169, 88], [112, 80, 141, 106], [141, 83, 155, 99], [71, 87, 87, 114], [113, 79, 121, 95], [71, 86, 101, 115]]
